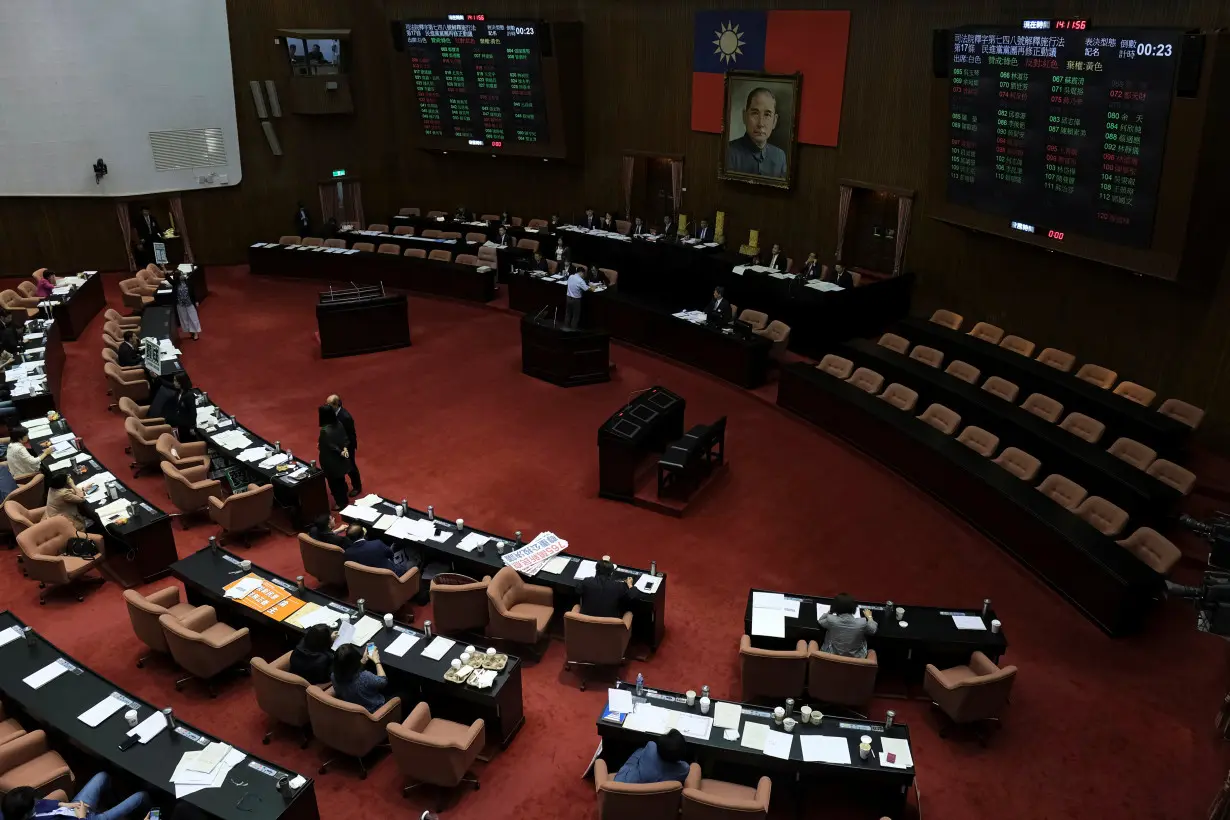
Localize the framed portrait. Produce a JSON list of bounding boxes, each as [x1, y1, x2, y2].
[[718, 71, 801, 190]]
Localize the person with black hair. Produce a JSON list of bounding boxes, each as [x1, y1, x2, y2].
[[325, 394, 360, 497], [163, 373, 197, 442], [6, 427, 48, 478], [579, 559, 632, 618], [705, 286, 734, 325], [307, 513, 352, 550], [34, 270, 57, 299], [317, 404, 350, 511], [580, 207, 598, 230], [290, 623, 336, 685], [2, 772, 149, 820], [613, 728, 690, 784], [170, 270, 201, 340], [294, 201, 311, 236], [331, 643, 387, 712], [117, 331, 142, 368], [342, 524, 418, 575], [631, 216, 647, 237], [0, 312, 20, 356], [817, 592, 877, 658], [46, 472, 88, 532], [599, 211, 616, 232], [495, 224, 513, 249]]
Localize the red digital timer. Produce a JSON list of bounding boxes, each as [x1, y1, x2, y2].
[[491, 141, 503, 148], [1047, 229, 1065, 241], [1055, 19, 1088, 30]]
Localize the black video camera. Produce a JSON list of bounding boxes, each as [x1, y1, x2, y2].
[[1179, 513, 1230, 569]]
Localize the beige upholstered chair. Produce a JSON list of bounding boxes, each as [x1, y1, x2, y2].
[[754, 320, 790, 361], [155, 433, 209, 470], [124, 416, 171, 476], [119, 279, 155, 312], [924, 652, 1017, 741], [1020, 393, 1063, 423], [1074, 496, 1128, 536], [1075, 363, 1117, 389], [877, 383, 918, 412], [1059, 412, 1106, 444], [999, 335, 1035, 356], [102, 347, 143, 375], [479, 213, 501, 222], [426, 210, 446, 218], [3, 499, 45, 539], [429, 575, 491, 635], [160, 607, 252, 695], [1117, 528, 1181, 574], [16, 517, 104, 603], [992, 447, 1040, 481], [807, 643, 878, 708], [0, 289, 40, 320], [1035, 347, 1075, 372], [1157, 398, 1204, 430], [325, 238, 348, 248], [477, 246, 498, 264], [404, 248, 427, 259], [394, 226, 415, 236], [299, 532, 347, 588], [16, 281, 36, 299], [593, 758, 682, 820], [956, 426, 999, 457], [967, 322, 1004, 344], [527, 218, 549, 229], [517, 238, 541, 252], [105, 308, 142, 330], [352, 242, 375, 252], [918, 403, 961, 435], [278, 235, 302, 244], [739, 635, 807, 700], [1145, 459, 1196, 495], [378, 243, 401, 255], [388, 702, 484, 803], [307, 684, 402, 777], [944, 360, 981, 384], [816, 354, 853, 379], [0, 730, 74, 797], [208, 483, 274, 543], [123, 586, 201, 667], [465, 232, 486, 244], [981, 376, 1020, 403], [613, 220, 632, 236], [486, 566, 553, 646], [564, 605, 632, 689], [440, 231, 462, 241], [1107, 437, 1157, 471], [929, 309, 963, 330], [683, 764, 770, 819], [399, 207, 420, 217], [0, 703, 27, 747], [0, 475, 46, 536], [454, 254, 481, 266], [421, 229, 443, 239], [600, 268, 618, 288], [368, 223, 389, 232], [101, 332, 121, 353], [300, 237, 324, 247], [251, 652, 313, 746], [909, 345, 944, 368], [429, 249, 452, 262], [846, 367, 884, 394], [1036, 474, 1087, 511], [160, 462, 223, 523], [738, 310, 768, 332], [1113, 381, 1156, 407], [344, 561, 420, 618], [106, 363, 150, 404], [877, 332, 909, 354]]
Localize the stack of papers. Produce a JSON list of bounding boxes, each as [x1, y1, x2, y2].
[[750, 592, 795, 638], [383, 516, 438, 541], [879, 737, 913, 769], [258, 452, 289, 469], [500, 531, 567, 576], [713, 702, 743, 730], [574, 560, 598, 580], [171, 743, 248, 798], [212, 430, 252, 451], [456, 532, 490, 553], [330, 616, 383, 650], [224, 577, 262, 600], [236, 446, 270, 463], [341, 504, 382, 524], [421, 636, 456, 660], [95, 499, 131, 525], [286, 603, 343, 629], [672, 310, 708, 325], [951, 615, 987, 630], [354, 493, 384, 507], [805, 280, 845, 292]]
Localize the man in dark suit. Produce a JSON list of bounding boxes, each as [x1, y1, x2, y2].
[[294, 201, 311, 235], [631, 217, 647, 236], [579, 559, 634, 618], [530, 250, 550, 272], [765, 244, 787, 272], [117, 331, 143, 367], [660, 214, 677, 239], [495, 225, 513, 248], [454, 205, 472, 222], [343, 525, 419, 575], [599, 211, 617, 232], [693, 219, 713, 243], [705, 286, 734, 324], [800, 252, 821, 279], [133, 206, 160, 266], [327, 394, 361, 497], [580, 208, 598, 230], [0, 313, 20, 357], [833, 264, 854, 288]]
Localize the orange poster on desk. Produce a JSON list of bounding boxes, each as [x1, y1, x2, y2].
[[265, 596, 306, 622], [223, 573, 291, 614]]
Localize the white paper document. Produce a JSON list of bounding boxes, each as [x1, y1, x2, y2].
[[384, 632, 420, 657], [421, 636, 456, 660], [348, 616, 383, 647], [762, 729, 795, 760], [739, 721, 770, 751], [671, 713, 713, 741], [801, 735, 851, 764], [23, 659, 70, 689], [371, 514, 399, 531], [816, 603, 831, 619], [0, 626, 23, 648], [752, 591, 785, 609], [341, 504, 381, 524], [951, 615, 987, 631], [224, 578, 262, 600], [573, 560, 597, 580], [127, 710, 167, 744], [78, 694, 127, 727], [456, 532, 490, 553], [607, 688, 634, 715], [331, 620, 355, 651], [295, 607, 343, 629], [879, 737, 914, 769], [713, 702, 743, 731], [750, 608, 785, 638], [185, 742, 231, 773], [355, 493, 384, 507], [541, 556, 570, 576], [781, 599, 801, 618], [635, 574, 663, 594], [623, 703, 670, 735]]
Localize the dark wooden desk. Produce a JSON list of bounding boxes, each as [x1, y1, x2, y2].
[[334, 228, 478, 258], [597, 387, 687, 502], [0, 611, 319, 820], [316, 292, 410, 358], [520, 314, 610, 386], [50, 271, 106, 341], [153, 265, 209, 307], [12, 320, 63, 418]]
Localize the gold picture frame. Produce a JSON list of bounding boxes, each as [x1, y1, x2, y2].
[[718, 70, 802, 190]]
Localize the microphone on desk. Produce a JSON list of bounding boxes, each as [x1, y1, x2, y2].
[[553, 307, 558, 327]]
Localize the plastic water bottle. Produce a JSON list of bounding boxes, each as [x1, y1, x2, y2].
[[356, 598, 366, 617], [427, 505, 434, 521], [400, 499, 407, 516], [650, 560, 657, 576], [885, 709, 896, 729], [635, 673, 644, 697], [163, 707, 176, 731]]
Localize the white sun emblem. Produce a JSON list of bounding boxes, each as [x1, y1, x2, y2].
[[713, 22, 746, 65]]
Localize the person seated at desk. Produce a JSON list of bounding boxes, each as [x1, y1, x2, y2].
[[46, 472, 89, 533], [331, 643, 388, 713], [549, 214, 561, 230], [6, 426, 50, 478], [831, 264, 854, 288], [800, 252, 821, 279], [579, 207, 598, 230], [817, 592, 877, 659], [454, 205, 471, 222], [587, 265, 609, 288], [343, 524, 419, 575], [0, 312, 21, 356], [34, 270, 57, 299], [765, 243, 787, 273], [599, 211, 617, 232], [529, 250, 550, 273], [2, 771, 150, 820], [705, 286, 734, 325], [580, 559, 633, 618], [660, 214, 677, 239], [500, 210, 511, 225], [613, 729, 690, 784], [692, 219, 714, 243], [630, 217, 647, 236], [495, 225, 513, 248], [290, 623, 336, 685], [117, 331, 143, 368], [307, 513, 352, 549]]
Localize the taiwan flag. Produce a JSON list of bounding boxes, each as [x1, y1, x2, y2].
[[692, 9, 851, 147]]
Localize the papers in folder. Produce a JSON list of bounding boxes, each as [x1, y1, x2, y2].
[[750, 607, 785, 639], [879, 737, 914, 769], [456, 532, 490, 553], [712, 702, 743, 731], [171, 744, 247, 797], [607, 688, 634, 715], [285, 603, 343, 630], [421, 636, 456, 660]]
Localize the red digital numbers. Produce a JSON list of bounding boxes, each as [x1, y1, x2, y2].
[[467, 14, 486, 21], [491, 141, 503, 148], [1047, 230, 1065, 241], [1056, 19, 1087, 30]]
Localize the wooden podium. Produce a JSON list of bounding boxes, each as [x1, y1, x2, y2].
[[316, 286, 410, 358], [520, 314, 610, 386]]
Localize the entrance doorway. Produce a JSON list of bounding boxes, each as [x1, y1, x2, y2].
[[622, 153, 683, 225], [318, 179, 365, 231]]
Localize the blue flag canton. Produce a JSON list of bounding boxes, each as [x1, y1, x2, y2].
[[693, 11, 767, 73]]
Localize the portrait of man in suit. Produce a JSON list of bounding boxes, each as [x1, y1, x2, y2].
[[720, 72, 800, 189]]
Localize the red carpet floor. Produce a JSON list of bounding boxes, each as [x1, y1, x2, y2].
[[4, 267, 1226, 819]]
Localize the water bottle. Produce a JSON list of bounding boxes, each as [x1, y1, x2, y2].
[[23, 627, 34, 647], [650, 560, 657, 576], [885, 709, 896, 729], [427, 505, 434, 521], [296, 575, 305, 595], [163, 707, 176, 731], [275, 440, 282, 452], [285, 449, 292, 462], [785, 698, 795, 716], [310, 459, 317, 469], [356, 598, 366, 617], [515, 530, 522, 546], [400, 499, 408, 517], [209, 536, 218, 554], [982, 598, 991, 618], [423, 620, 433, 638], [635, 673, 644, 697]]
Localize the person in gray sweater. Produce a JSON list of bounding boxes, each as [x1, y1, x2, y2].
[[818, 592, 877, 659]]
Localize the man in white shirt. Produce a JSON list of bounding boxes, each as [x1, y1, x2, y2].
[[564, 267, 592, 329], [6, 427, 47, 478], [766, 244, 787, 272]]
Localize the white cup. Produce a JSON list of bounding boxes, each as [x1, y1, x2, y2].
[[456, 518, 464, 530], [811, 711, 823, 725], [800, 706, 812, 722], [124, 709, 139, 728], [895, 607, 905, 620], [466, 645, 477, 655], [773, 706, 785, 723], [240, 560, 252, 571], [859, 742, 872, 760], [783, 717, 797, 733], [685, 690, 696, 706], [699, 697, 710, 715], [860, 734, 872, 746], [450, 659, 462, 670], [602, 555, 611, 562], [460, 652, 472, 664], [382, 613, 393, 628], [486, 647, 497, 656], [991, 619, 1001, 633]]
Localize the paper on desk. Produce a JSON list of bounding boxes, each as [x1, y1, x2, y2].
[[294, 605, 344, 629], [330, 620, 355, 651], [723, 729, 740, 741], [781, 599, 801, 618], [762, 729, 795, 760], [23, 659, 70, 689], [127, 710, 167, 744], [713, 702, 743, 731], [951, 615, 987, 631], [421, 636, 456, 660], [225, 577, 262, 600], [78, 694, 126, 727], [74, 453, 91, 464], [574, 560, 597, 580], [739, 721, 770, 751], [671, 713, 713, 741], [752, 591, 785, 610], [355, 493, 384, 507], [635, 574, 663, 594], [607, 688, 634, 715], [348, 616, 383, 647], [801, 735, 851, 764], [342, 504, 382, 524], [816, 603, 831, 619], [542, 556, 570, 576], [258, 452, 289, 469], [384, 632, 420, 657], [185, 742, 231, 773], [371, 514, 399, 531], [0, 626, 23, 648], [456, 532, 490, 553], [750, 608, 785, 638], [50, 431, 76, 444], [623, 703, 670, 735], [879, 737, 914, 769]]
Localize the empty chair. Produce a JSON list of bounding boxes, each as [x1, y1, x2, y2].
[[909, 345, 944, 368], [105, 308, 141, 330], [306, 684, 402, 777], [510, 217, 523, 226], [155, 433, 209, 470], [465, 232, 487, 244], [454, 254, 480, 266], [1075, 363, 1117, 389], [877, 383, 919, 412], [816, 354, 853, 380], [344, 560, 419, 618], [1107, 437, 1157, 471], [929, 309, 963, 330], [0, 730, 74, 796], [944, 359, 981, 384], [440, 231, 462, 240], [527, 218, 548, 229], [476, 246, 498, 264], [877, 332, 910, 354], [739, 635, 807, 701], [160, 462, 223, 524], [17, 516, 105, 603], [981, 376, 1020, 403], [918, 403, 961, 435], [368, 223, 389, 232], [208, 483, 274, 544], [614, 219, 632, 236], [325, 238, 348, 248], [754, 320, 790, 361], [17, 281, 36, 298], [106, 363, 150, 404], [486, 566, 553, 646], [377, 243, 400, 255], [388, 703, 484, 804], [399, 207, 420, 217], [428, 249, 452, 263], [1059, 412, 1106, 444], [0, 704, 27, 748], [480, 213, 500, 222], [300, 532, 347, 588], [1036, 474, 1087, 511], [564, 605, 632, 690], [301, 237, 324, 247], [846, 367, 884, 394], [992, 447, 1040, 481], [1074, 496, 1128, 536], [429, 574, 491, 635], [1145, 459, 1196, 495], [956, 426, 999, 457], [404, 248, 427, 259], [967, 322, 1004, 344], [1157, 398, 1205, 430], [3, 500, 45, 539], [1113, 381, 1157, 407], [421, 229, 443, 238], [393, 226, 415, 236], [600, 268, 618, 288], [1117, 527, 1181, 575], [0, 289, 40, 321], [1036, 347, 1075, 372], [682, 764, 770, 819], [278, 235, 301, 244], [1020, 393, 1063, 423], [516, 238, 540, 252], [426, 210, 446, 218], [998, 335, 1035, 357], [124, 416, 171, 475], [593, 757, 682, 820], [924, 652, 1017, 741], [251, 652, 313, 746], [806, 643, 878, 709], [118, 279, 154, 313], [738, 309, 768, 332], [123, 586, 202, 667], [160, 607, 251, 696], [352, 242, 375, 252], [0, 475, 46, 537]]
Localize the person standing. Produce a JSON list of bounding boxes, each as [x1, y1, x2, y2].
[[133, 206, 161, 267], [326, 394, 360, 497], [164, 373, 197, 442], [317, 404, 351, 511], [171, 270, 201, 340], [564, 265, 592, 330], [294, 201, 312, 236]]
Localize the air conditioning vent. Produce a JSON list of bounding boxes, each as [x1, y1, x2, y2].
[[149, 127, 228, 171]]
